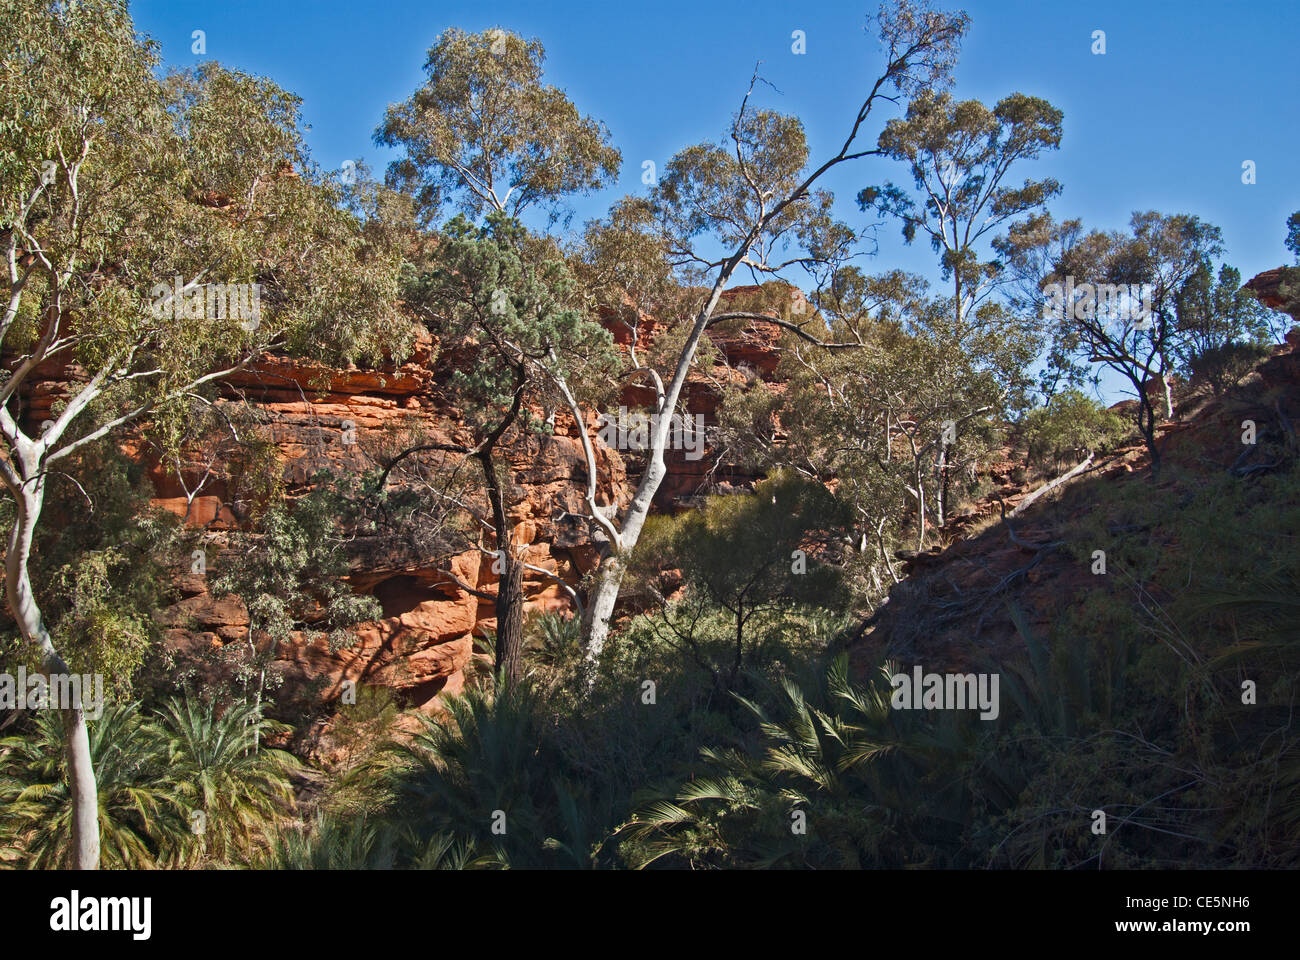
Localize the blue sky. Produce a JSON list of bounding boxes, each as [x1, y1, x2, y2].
[[131, 0, 1299, 392]]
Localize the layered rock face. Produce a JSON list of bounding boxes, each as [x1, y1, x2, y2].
[[17, 289, 792, 725], [149, 336, 635, 717], [14, 270, 1295, 748], [1246, 267, 1300, 324]]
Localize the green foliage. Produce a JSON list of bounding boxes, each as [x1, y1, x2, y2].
[[300, 597, 847, 869], [717, 269, 1017, 589], [1188, 341, 1274, 395], [230, 451, 1300, 871], [1, 0, 414, 404], [387, 683, 595, 867], [210, 478, 381, 710], [1006, 210, 1227, 467], [0, 697, 300, 868], [1174, 259, 1276, 384], [0, 445, 182, 696], [1273, 210, 1300, 321], [526, 612, 583, 674], [376, 27, 620, 224], [258, 812, 482, 870], [407, 211, 617, 435], [3, 0, 1295, 877], [630, 470, 851, 683], [0, 703, 180, 868], [618, 655, 981, 868], [992, 458, 1300, 867], [259, 813, 402, 870], [398, 210, 619, 680], [153, 696, 299, 866], [1017, 389, 1129, 471], [860, 89, 1063, 312]]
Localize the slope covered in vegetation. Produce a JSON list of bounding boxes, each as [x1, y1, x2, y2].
[[1, 0, 1297, 871]]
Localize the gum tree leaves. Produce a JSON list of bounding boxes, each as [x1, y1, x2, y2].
[[376, 27, 621, 225]]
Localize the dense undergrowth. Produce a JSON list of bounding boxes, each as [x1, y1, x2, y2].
[[3, 433, 1295, 869]]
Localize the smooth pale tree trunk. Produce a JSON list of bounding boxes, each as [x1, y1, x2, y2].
[[1009, 453, 1094, 517], [5, 483, 100, 869], [579, 456, 664, 680], [579, 278, 730, 681], [571, 28, 967, 675], [912, 458, 928, 553], [245, 635, 265, 752], [936, 439, 948, 527]]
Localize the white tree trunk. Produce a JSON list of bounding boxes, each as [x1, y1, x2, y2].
[[912, 460, 928, 553], [578, 279, 730, 681], [578, 554, 624, 678], [569, 17, 961, 674], [579, 454, 666, 683], [5, 484, 100, 869]]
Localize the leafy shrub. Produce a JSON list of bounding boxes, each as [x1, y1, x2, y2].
[[1019, 389, 1129, 471], [1188, 340, 1272, 394]]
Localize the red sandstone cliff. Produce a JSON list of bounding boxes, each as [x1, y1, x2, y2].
[[12, 286, 794, 734]]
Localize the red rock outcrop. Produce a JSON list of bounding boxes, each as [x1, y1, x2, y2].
[[1246, 267, 1300, 322], [13, 284, 795, 732]]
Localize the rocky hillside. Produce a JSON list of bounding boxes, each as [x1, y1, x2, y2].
[[852, 320, 1300, 679]]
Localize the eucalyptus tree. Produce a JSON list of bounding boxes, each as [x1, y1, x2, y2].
[[1000, 211, 1224, 471], [857, 90, 1061, 520], [994, 212, 1091, 401], [864, 296, 1014, 540], [376, 28, 623, 682], [376, 26, 621, 226], [858, 90, 1063, 331], [375, 9, 971, 676], [557, 2, 971, 673], [0, 703, 178, 869], [715, 269, 915, 582], [718, 267, 1016, 574], [0, 0, 410, 867]]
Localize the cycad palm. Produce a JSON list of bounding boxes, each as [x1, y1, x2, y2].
[[622, 655, 980, 868], [260, 813, 395, 869], [0, 703, 182, 868], [624, 661, 868, 868], [392, 683, 555, 866], [528, 613, 582, 672], [153, 696, 299, 866]]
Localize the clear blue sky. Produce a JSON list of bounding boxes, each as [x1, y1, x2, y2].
[[131, 0, 1299, 360]]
